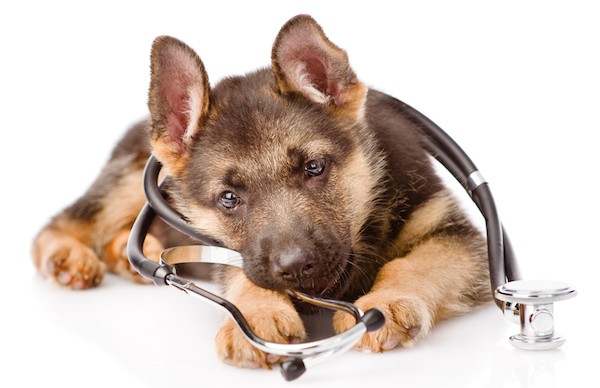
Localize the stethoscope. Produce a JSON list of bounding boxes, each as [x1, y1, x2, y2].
[[127, 97, 576, 381]]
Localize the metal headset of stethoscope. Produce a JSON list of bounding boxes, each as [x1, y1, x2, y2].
[[127, 97, 577, 382]]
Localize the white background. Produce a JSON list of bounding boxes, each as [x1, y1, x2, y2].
[[1, 1, 598, 387]]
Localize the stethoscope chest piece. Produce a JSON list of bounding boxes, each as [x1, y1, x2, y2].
[[495, 280, 577, 350]]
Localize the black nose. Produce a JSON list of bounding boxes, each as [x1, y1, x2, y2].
[[271, 248, 318, 282]]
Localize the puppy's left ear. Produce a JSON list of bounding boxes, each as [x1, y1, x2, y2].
[[148, 36, 210, 175], [272, 15, 367, 119]]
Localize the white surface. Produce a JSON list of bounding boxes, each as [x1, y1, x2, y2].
[[1, 1, 598, 387]]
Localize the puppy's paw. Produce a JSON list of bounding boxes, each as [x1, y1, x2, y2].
[[333, 291, 432, 352], [103, 229, 163, 283], [215, 304, 306, 369], [33, 231, 105, 289]]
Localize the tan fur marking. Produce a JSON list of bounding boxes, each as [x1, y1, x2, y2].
[[375, 237, 487, 319], [328, 82, 368, 121], [150, 141, 190, 177], [342, 145, 386, 240], [395, 189, 457, 252], [215, 267, 305, 368], [334, 235, 488, 351], [92, 167, 147, 253], [38, 216, 94, 250], [103, 229, 163, 283], [177, 202, 230, 245]]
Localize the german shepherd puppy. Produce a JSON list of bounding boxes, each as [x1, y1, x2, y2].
[[32, 15, 489, 368]]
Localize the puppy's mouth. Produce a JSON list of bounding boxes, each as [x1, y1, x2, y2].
[[242, 245, 355, 301], [294, 254, 352, 298]]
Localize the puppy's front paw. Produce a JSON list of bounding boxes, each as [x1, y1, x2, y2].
[[33, 231, 105, 289], [215, 304, 306, 369], [333, 291, 432, 352]]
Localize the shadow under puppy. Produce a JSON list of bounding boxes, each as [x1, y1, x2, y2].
[[32, 14, 490, 369]]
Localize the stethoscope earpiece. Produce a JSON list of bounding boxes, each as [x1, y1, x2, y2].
[[495, 280, 577, 350]]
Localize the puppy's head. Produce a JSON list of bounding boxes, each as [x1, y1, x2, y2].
[[148, 15, 385, 298]]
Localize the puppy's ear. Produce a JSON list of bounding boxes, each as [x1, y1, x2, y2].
[[271, 15, 367, 119], [148, 36, 210, 175]]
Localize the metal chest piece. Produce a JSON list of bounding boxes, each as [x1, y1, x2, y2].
[[495, 280, 577, 350]]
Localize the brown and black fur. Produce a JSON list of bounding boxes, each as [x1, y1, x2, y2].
[[32, 15, 490, 368]]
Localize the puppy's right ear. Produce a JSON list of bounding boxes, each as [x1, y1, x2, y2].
[[148, 36, 210, 175]]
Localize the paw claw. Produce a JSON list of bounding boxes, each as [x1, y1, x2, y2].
[[57, 271, 72, 286], [381, 339, 399, 351], [289, 336, 302, 344], [242, 360, 261, 369], [407, 325, 421, 339]]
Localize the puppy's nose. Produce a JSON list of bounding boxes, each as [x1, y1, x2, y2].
[[271, 248, 317, 282]]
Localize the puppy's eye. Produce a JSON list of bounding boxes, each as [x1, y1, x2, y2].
[[304, 159, 326, 177], [218, 191, 241, 209]]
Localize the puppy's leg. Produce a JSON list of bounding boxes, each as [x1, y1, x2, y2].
[[333, 192, 490, 351], [32, 125, 163, 288], [102, 228, 164, 283], [215, 267, 306, 369], [32, 162, 162, 288]]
